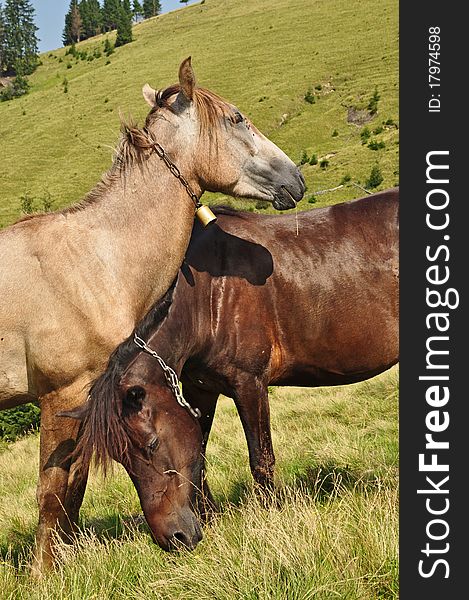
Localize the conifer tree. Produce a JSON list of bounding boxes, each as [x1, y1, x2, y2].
[[0, 2, 5, 74], [122, 0, 132, 18], [142, 0, 161, 19], [115, 2, 133, 47], [63, 0, 82, 45], [79, 0, 102, 40], [2, 0, 38, 75], [102, 0, 122, 31], [132, 0, 143, 22]]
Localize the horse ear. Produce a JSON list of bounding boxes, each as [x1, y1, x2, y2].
[[178, 56, 196, 101], [57, 402, 89, 421], [142, 83, 157, 107]]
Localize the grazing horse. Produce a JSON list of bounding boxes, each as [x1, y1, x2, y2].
[[67, 188, 399, 551], [0, 57, 304, 572]]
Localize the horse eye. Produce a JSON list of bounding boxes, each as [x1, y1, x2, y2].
[[147, 436, 159, 455], [233, 111, 244, 124]]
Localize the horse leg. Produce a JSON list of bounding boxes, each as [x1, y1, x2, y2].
[[32, 386, 85, 575], [181, 378, 218, 520], [63, 426, 90, 536], [234, 379, 275, 492]]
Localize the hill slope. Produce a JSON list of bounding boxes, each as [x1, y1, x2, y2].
[[0, 0, 398, 227]]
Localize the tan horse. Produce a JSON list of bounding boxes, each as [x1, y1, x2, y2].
[[0, 57, 305, 573]]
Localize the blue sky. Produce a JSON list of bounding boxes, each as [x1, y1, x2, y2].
[[31, 1, 199, 53]]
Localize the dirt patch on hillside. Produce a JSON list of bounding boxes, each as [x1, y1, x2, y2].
[[346, 106, 374, 126]]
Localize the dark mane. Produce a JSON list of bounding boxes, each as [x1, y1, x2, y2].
[[75, 277, 178, 473]]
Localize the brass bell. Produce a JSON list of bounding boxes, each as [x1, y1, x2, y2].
[[195, 204, 217, 227]]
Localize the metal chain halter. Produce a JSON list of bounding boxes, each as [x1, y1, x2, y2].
[[133, 334, 201, 419], [143, 127, 201, 210]]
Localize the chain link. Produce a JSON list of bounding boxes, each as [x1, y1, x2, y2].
[[131, 130, 204, 418], [143, 129, 201, 209], [133, 334, 201, 419]]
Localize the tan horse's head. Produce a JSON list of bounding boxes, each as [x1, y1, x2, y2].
[[140, 57, 305, 210]]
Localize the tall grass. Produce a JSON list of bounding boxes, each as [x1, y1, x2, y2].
[[0, 369, 398, 598]]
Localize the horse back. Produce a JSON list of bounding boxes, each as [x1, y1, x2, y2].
[[180, 189, 399, 389]]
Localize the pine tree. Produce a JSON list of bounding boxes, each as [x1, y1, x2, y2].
[[132, 0, 142, 22], [63, 0, 82, 45], [115, 3, 132, 47], [70, 3, 83, 42], [122, 0, 132, 18], [79, 0, 102, 40], [0, 2, 5, 74], [142, 0, 161, 19], [2, 0, 38, 75], [102, 0, 122, 31]]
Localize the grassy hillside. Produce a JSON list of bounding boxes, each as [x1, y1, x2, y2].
[[0, 369, 398, 598], [0, 0, 398, 227]]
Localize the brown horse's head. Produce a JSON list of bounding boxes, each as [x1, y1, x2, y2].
[[59, 285, 204, 552], [137, 57, 305, 210], [116, 372, 203, 551]]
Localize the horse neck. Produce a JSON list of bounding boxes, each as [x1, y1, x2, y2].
[[74, 157, 198, 319], [145, 279, 201, 375]]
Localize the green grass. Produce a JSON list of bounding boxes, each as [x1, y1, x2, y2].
[[0, 0, 398, 227], [0, 368, 398, 598]]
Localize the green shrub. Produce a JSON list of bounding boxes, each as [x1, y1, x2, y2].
[[340, 173, 352, 185], [19, 191, 54, 214], [366, 164, 383, 189], [368, 139, 386, 151], [367, 87, 380, 114], [307, 195, 317, 204], [255, 200, 270, 210], [0, 404, 40, 442], [41, 191, 53, 212], [0, 74, 30, 102], [20, 192, 34, 214], [360, 126, 371, 144], [104, 38, 114, 56], [332, 129, 338, 137], [319, 159, 329, 169], [373, 125, 384, 134], [300, 150, 309, 165], [65, 43, 77, 57], [304, 90, 315, 104], [309, 154, 318, 166]]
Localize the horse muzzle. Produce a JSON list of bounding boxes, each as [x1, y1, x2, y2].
[[271, 167, 306, 210], [149, 509, 203, 552]]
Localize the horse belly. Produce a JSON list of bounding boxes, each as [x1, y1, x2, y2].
[[273, 278, 398, 384], [0, 332, 34, 407]]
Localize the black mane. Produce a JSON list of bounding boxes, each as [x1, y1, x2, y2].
[[75, 277, 178, 473]]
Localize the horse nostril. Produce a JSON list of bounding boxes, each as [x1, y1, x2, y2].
[[169, 528, 201, 551], [172, 531, 191, 547]]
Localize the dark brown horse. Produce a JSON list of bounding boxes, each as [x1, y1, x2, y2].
[[65, 188, 399, 550]]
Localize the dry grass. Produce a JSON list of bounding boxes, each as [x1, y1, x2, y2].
[[0, 369, 398, 598]]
